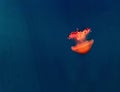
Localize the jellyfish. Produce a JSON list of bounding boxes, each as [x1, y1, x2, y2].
[[68, 28, 94, 54]]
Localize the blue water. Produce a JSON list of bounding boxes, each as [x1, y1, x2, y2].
[[0, 0, 120, 92]]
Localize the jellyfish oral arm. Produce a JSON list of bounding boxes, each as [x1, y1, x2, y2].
[[68, 28, 91, 42]]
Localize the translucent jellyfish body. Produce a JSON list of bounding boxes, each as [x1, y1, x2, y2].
[[68, 28, 94, 54]]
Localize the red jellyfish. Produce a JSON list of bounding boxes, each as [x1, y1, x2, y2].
[[68, 28, 94, 54]]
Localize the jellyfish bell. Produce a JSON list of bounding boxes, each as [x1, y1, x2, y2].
[[71, 39, 94, 54], [68, 27, 94, 54]]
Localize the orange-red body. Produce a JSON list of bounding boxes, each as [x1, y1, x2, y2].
[[68, 28, 94, 54]]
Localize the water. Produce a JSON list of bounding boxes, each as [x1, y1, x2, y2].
[[0, 0, 120, 92]]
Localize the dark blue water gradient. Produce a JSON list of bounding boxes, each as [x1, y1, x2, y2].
[[0, 0, 120, 92]]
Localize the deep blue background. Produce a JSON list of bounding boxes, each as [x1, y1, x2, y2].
[[0, 0, 120, 92]]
